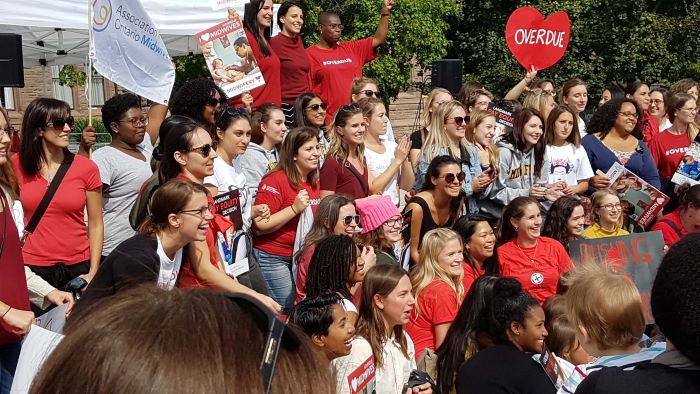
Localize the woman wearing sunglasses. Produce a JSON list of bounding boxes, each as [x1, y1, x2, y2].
[[415, 101, 492, 215], [237, 103, 287, 201], [157, 116, 280, 312], [253, 126, 321, 311], [404, 156, 464, 267], [169, 77, 226, 136], [409, 88, 453, 171], [406, 228, 465, 362], [355, 195, 404, 266], [293, 92, 327, 136], [76, 179, 213, 311], [350, 77, 395, 142], [486, 108, 556, 220], [581, 190, 629, 239], [13, 98, 103, 290], [361, 97, 413, 206], [294, 194, 362, 304]]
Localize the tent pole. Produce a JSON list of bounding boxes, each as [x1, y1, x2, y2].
[[41, 64, 47, 97], [86, 0, 93, 158]]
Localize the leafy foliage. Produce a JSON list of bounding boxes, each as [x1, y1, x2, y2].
[[448, 0, 700, 101], [58, 65, 87, 88]]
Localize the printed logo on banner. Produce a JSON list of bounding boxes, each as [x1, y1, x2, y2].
[[92, 0, 112, 31], [505, 6, 571, 71], [348, 355, 376, 394], [196, 16, 266, 99]]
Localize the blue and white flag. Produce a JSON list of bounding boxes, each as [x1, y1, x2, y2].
[[90, 0, 175, 104]]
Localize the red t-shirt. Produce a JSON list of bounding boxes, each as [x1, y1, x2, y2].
[[406, 279, 460, 360], [307, 38, 377, 123], [649, 131, 691, 179], [230, 29, 281, 108], [175, 174, 233, 289], [641, 111, 660, 145], [13, 154, 101, 266], [497, 237, 573, 304], [651, 210, 688, 247], [253, 170, 320, 256], [462, 262, 485, 295], [269, 34, 312, 103], [294, 243, 316, 304], [320, 156, 369, 199]]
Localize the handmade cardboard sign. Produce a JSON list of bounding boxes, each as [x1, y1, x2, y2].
[[569, 231, 664, 322], [505, 6, 570, 71]]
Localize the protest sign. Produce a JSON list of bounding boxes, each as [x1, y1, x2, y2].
[[10, 325, 63, 394], [569, 231, 664, 322], [209, 0, 245, 11], [606, 162, 668, 228], [347, 355, 376, 394], [91, 0, 175, 104], [214, 189, 243, 230], [671, 141, 700, 186], [505, 6, 570, 71], [487, 102, 515, 135], [196, 16, 265, 99], [35, 303, 69, 334]]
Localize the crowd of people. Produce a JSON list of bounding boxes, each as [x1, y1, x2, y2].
[[1, 1, 700, 393]]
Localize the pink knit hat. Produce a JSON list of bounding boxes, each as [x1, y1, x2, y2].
[[355, 195, 401, 234]]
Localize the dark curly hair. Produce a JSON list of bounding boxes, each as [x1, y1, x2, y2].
[[541, 196, 583, 252], [304, 235, 357, 300], [102, 93, 141, 135], [169, 77, 225, 127], [587, 98, 643, 140]]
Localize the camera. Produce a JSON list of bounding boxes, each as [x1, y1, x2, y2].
[[402, 370, 438, 393]]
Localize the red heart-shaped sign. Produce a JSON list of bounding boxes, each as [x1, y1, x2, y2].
[[505, 6, 570, 71]]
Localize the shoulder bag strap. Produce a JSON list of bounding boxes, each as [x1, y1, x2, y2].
[[21, 157, 73, 244], [343, 160, 368, 196], [658, 219, 684, 238]]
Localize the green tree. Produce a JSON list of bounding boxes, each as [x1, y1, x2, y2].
[[449, 0, 700, 101]]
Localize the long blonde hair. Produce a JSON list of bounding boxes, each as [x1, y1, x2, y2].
[[523, 88, 552, 122], [466, 110, 499, 170], [421, 100, 468, 162], [328, 104, 366, 166], [411, 228, 465, 317], [421, 88, 452, 129]]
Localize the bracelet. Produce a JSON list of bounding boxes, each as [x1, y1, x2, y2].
[[290, 205, 298, 215], [1, 306, 11, 319]]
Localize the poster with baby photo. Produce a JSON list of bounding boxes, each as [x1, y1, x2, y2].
[[671, 141, 700, 186], [196, 15, 265, 99], [606, 162, 668, 228]]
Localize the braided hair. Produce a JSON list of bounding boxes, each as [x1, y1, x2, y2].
[[304, 235, 358, 300]]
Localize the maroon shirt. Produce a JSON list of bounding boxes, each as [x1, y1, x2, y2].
[[269, 34, 311, 104], [0, 191, 30, 345], [320, 156, 369, 199]]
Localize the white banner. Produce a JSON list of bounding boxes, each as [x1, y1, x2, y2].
[[90, 0, 175, 104]]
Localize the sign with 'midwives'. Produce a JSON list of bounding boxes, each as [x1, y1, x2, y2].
[[505, 6, 571, 71], [91, 0, 175, 104]]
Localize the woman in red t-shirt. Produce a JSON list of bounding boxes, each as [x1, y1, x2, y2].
[[253, 126, 321, 311], [157, 116, 279, 312], [239, 0, 281, 107], [453, 216, 498, 293], [496, 196, 573, 304], [406, 228, 465, 360], [15, 98, 103, 289], [651, 183, 700, 247]]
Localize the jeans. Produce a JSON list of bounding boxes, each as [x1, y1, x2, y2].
[[0, 342, 21, 394], [254, 248, 294, 312]]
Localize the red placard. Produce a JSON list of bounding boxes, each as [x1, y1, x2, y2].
[[347, 355, 376, 394], [505, 6, 570, 71]]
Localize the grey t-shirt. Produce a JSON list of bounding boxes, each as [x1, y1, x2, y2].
[[93, 135, 154, 256]]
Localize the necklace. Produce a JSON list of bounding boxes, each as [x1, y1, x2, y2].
[[515, 239, 539, 264]]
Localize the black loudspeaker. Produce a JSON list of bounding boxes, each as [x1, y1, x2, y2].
[[0, 34, 24, 87], [431, 59, 463, 95]]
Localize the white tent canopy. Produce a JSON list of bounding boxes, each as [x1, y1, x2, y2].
[[0, 0, 279, 66]]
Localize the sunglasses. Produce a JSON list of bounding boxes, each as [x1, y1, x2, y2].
[[306, 102, 328, 112], [223, 293, 301, 394], [438, 172, 466, 183], [47, 116, 75, 130], [181, 141, 218, 157], [206, 97, 226, 107], [342, 215, 361, 226], [339, 103, 360, 113], [362, 90, 381, 98], [445, 116, 466, 126]]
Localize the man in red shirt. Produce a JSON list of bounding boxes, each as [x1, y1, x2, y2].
[[307, 0, 395, 124]]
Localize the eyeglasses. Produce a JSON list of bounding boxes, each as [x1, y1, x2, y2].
[[681, 107, 698, 114], [47, 116, 75, 130], [361, 90, 381, 98], [342, 215, 361, 226], [222, 293, 301, 394], [179, 202, 216, 218], [650, 99, 664, 105], [321, 23, 343, 31], [597, 203, 622, 211], [206, 97, 226, 107], [118, 116, 149, 127], [438, 172, 466, 183], [306, 103, 328, 112], [617, 111, 639, 119], [383, 216, 402, 228], [445, 116, 466, 126], [180, 141, 218, 158], [0, 126, 15, 139]]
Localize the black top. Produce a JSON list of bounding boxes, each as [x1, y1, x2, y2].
[[403, 196, 455, 249], [75, 235, 162, 313], [457, 344, 555, 394], [410, 128, 426, 151], [575, 362, 700, 394]]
